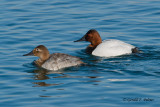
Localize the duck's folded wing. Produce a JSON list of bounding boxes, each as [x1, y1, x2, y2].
[[42, 53, 83, 70]]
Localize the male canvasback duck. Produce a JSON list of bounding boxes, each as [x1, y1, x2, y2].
[[74, 29, 139, 57], [23, 45, 84, 70]]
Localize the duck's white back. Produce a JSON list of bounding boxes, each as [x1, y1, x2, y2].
[[92, 39, 135, 57]]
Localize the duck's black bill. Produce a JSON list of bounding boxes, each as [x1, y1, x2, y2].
[[74, 35, 86, 42], [23, 51, 34, 56]]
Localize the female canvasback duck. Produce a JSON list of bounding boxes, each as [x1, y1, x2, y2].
[[23, 45, 84, 70], [74, 29, 139, 57]]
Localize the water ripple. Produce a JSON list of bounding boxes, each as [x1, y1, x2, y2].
[[0, 0, 160, 106]]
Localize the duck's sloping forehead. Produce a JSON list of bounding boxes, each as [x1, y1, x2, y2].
[[36, 45, 45, 48], [35, 45, 48, 50], [86, 29, 98, 34]]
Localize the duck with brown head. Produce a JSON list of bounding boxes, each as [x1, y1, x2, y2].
[[74, 29, 140, 57], [23, 45, 84, 70], [23, 45, 50, 66], [74, 29, 102, 54]]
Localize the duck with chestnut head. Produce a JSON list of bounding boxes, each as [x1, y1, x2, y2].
[[74, 29, 139, 57]]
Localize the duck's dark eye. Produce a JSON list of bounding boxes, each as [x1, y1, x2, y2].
[[35, 48, 39, 52]]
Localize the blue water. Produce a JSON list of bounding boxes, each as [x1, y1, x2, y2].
[[0, 0, 160, 106]]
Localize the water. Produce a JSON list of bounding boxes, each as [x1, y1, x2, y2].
[[0, 0, 160, 106]]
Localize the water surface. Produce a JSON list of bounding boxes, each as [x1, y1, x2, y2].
[[0, 0, 160, 107]]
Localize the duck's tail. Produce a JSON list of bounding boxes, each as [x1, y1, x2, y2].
[[132, 47, 142, 53]]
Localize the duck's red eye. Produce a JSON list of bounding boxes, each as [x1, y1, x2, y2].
[[85, 35, 89, 41], [85, 34, 92, 41]]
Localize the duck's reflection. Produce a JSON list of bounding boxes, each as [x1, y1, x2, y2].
[[33, 82, 63, 87], [28, 67, 102, 87], [33, 69, 50, 80], [30, 68, 67, 87]]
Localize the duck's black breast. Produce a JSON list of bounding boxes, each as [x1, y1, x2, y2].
[[86, 46, 96, 54]]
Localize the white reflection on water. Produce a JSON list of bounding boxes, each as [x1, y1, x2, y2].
[[108, 79, 132, 82]]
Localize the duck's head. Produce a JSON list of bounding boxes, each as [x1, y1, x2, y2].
[[74, 29, 102, 47], [23, 45, 50, 61]]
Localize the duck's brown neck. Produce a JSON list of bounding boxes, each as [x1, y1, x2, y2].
[[86, 40, 102, 54], [34, 59, 44, 67], [35, 53, 50, 66], [90, 39, 102, 48]]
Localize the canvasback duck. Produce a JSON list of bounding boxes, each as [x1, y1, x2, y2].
[[23, 45, 84, 70], [74, 29, 139, 57]]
